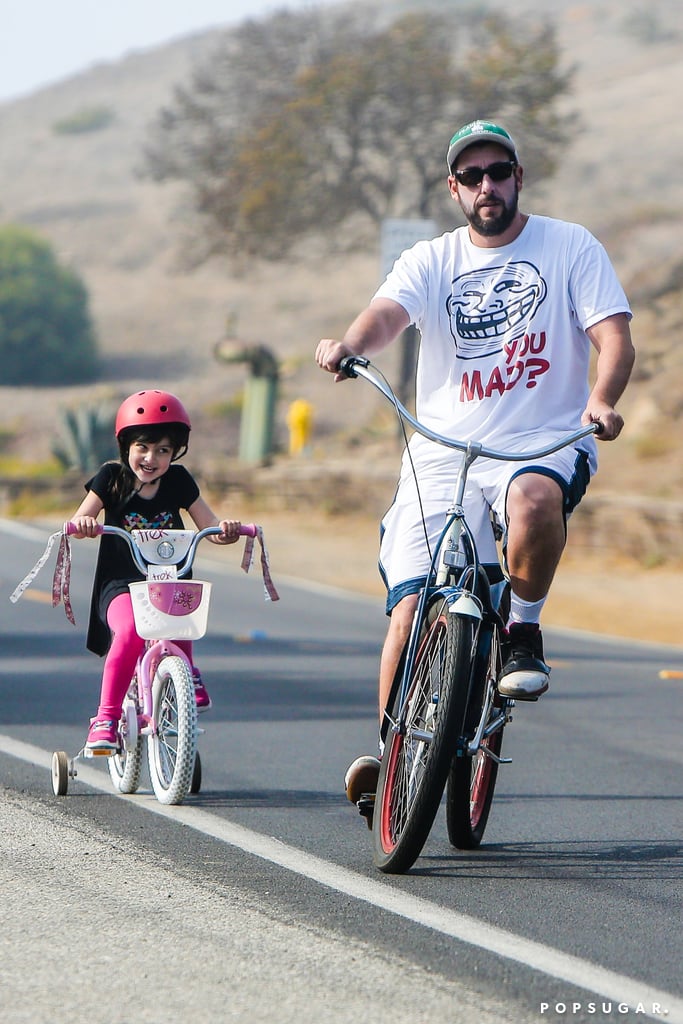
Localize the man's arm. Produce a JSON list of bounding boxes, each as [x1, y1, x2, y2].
[[583, 312, 635, 440], [315, 298, 410, 381]]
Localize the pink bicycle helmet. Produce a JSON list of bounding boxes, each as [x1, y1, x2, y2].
[[115, 390, 191, 438]]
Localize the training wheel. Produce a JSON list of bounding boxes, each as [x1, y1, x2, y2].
[[190, 751, 202, 795], [51, 751, 69, 796]]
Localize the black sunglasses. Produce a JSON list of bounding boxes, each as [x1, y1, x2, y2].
[[453, 160, 517, 187]]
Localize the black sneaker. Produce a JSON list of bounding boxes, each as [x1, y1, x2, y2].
[[498, 622, 550, 700]]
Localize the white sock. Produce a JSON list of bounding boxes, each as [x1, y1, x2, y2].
[[507, 593, 547, 627]]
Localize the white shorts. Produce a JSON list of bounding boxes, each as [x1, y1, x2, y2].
[[379, 441, 591, 613]]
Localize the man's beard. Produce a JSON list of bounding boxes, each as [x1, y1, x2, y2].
[[465, 188, 519, 237]]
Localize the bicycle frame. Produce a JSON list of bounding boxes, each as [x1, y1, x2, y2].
[[390, 511, 496, 759]]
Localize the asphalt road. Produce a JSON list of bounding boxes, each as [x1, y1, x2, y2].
[[1, 519, 681, 1024]]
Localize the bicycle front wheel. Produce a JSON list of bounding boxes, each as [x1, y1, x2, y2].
[[147, 656, 197, 805], [373, 597, 474, 874]]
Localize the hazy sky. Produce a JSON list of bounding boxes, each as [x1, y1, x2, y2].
[[2, 0, 340, 102]]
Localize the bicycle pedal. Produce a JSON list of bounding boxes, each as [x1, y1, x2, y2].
[[357, 794, 375, 830]]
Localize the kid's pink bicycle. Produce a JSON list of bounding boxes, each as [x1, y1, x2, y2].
[[52, 524, 270, 802], [38, 522, 276, 805]]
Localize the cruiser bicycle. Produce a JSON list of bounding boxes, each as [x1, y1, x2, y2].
[[339, 356, 601, 874]]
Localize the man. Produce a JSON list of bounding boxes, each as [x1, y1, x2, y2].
[[315, 120, 634, 804]]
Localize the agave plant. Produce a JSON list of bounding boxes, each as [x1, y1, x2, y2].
[[52, 403, 117, 473]]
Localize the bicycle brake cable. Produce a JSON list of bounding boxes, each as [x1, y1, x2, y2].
[[372, 364, 433, 567]]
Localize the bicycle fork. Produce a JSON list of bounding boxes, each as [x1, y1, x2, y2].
[[461, 622, 513, 765], [466, 686, 513, 764]]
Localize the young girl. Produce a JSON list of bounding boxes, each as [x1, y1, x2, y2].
[[69, 389, 241, 752]]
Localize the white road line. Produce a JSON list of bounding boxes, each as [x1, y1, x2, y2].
[[2, 732, 681, 1023]]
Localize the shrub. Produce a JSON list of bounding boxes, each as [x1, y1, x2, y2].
[[0, 224, 99, 385], [52, 403, 117, 473], [52, 105, 115, 135]]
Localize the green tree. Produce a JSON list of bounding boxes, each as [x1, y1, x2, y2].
[[143, 7, 574, 262], [0, 225, 99, 385]]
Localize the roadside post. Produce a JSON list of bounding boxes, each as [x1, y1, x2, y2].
[[380, 218, 437, 408], [214, 340, 279, 464]]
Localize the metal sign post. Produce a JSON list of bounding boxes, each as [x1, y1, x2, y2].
[[380, 218, 437, 408]]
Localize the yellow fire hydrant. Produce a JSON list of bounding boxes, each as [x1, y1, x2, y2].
[[287, 398, 313, 456]]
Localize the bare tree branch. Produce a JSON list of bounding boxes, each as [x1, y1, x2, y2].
[[141, 6, 575, 264]]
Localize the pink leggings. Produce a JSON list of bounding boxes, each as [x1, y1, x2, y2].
[[96, 592, 193, 721]]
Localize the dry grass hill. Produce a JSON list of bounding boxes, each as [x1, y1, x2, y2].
[[1, 0, 682, 625]]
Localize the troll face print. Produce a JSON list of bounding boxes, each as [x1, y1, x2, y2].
[[447, 261, 547, 359]]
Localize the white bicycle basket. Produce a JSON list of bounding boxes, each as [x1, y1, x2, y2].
[[129, 579, 212, 640]]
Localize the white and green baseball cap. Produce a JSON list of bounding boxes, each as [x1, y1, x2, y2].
[[447, 120, 518, 171]]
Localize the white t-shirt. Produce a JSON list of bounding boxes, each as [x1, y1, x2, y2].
[[374, 214, 632, 472]]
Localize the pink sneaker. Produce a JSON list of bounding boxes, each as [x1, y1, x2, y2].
[[85, 718, 119, 753], [192, 670, 212, 712]]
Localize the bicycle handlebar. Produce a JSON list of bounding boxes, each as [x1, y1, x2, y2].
[[63, 522, 259, 577], [337, 355, 602, 459]]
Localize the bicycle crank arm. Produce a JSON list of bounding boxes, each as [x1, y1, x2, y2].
[[466, 688, 499, 755], [479, 746, 512, 765], [480, 710, 508, 741]]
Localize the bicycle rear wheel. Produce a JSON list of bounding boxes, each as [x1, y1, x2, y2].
[[373, 596, 474, 874], [446, 626, 506, 849], [190, 750, 202, 795], [108, 695, 143, 794], [147, 656, 197, 805]]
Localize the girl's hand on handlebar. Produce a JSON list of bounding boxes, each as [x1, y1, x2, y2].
[[68, 516, 101, 539], [212, 519, 242, 545]]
